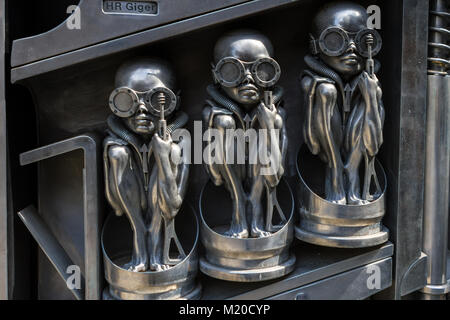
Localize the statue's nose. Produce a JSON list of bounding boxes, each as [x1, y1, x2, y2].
[[346, 40, 357, 53], [137, 102, 149, 113], [242, 68, 254, 84]]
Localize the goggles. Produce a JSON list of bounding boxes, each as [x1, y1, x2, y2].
[[310, 27, 382, 58], [108, 86, 177, 118], [213, 56, 281, 88]]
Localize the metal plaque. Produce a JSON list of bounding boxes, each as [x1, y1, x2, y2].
[[103, 1, 158, 15]]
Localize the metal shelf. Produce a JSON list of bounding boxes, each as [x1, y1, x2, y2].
[[201, 241, 393, 300]]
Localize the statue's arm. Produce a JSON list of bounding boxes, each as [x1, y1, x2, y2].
[[153, 135, 183, 220], [103, 137, 126, 216], [359, 72, 384, 156], [202, 106, 224, 186], [278, 106, 288, 177], [175, 136, 190, 202]]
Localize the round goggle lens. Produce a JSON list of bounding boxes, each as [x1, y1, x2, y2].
[[323, 31, 345, 52], [149, 92, 167, 112], [109, 87, 139, 117], [113, 91, 134, 112], [145, 87, 178, 117], [255, 61, 277, 82], [218, 61, 241, 83], [355, 29, 382, 57]]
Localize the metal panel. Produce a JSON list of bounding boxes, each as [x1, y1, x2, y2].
[[269, 258, 392, 300], [10, 0, 299, 83], [400, 252, 428, 296], [376, 0, 430, 299], [17, 206, 84, 300], [11, 0, 252, 67]]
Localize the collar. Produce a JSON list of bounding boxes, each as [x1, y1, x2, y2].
[[304, 54, 380, 112], [206, 84, 283, 129]]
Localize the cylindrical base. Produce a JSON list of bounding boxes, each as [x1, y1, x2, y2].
[[295, 224, 389, 248], [296, 146, 389, 248], [101, 205, 201, 300], [199, 179, 296, 282], [102, 283, 202, 300]]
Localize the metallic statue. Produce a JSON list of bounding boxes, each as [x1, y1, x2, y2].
[[103, 58, 189, 272], [203, 30, 288, 238], [302, 1, 384, 205], [199, 30, 295, 282], [295, 2, 389, 248]]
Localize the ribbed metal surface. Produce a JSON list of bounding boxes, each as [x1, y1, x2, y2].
[[428, 0, 449, 75]]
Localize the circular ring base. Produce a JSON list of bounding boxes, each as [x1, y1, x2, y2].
[[295, 225, 389, 248], [420, 282, 450, 295], [199, 254, 296, 282], [103, 283, 202, 300]]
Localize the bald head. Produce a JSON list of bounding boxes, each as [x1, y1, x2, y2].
[[115, 57, 177, 92], [213, 30, 274, 63], [312, 1, 367, 37]]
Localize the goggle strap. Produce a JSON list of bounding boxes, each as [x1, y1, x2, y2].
[[309, 38, 319, 55]]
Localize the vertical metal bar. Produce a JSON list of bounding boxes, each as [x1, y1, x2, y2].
[[421, 75, 450, 299], [82, 137, 101, 300], [0, 0, 8, 300], [420, 0, 450, 300]]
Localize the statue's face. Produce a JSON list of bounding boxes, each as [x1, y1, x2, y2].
[[213, 34, 275, 111], [112, 59, 178, 136], [124, 93, 156, 136], [313, 3, 368, 78], [319, 37, 363, 77]]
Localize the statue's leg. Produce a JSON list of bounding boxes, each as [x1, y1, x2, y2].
[[148, 206, 170, 271], [344, 146, 369, 205], [248, 173, 271, 238], [108, 146, 148, 272], [213, 114, 248, 238], [344, 102, 369, 205], [146, 165, 171, 271], [314, 83, 346, 204]]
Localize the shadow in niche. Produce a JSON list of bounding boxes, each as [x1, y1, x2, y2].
[[102, 204, 198, 267], [200, 179, 293, 235], [297, 144, 386, 201]]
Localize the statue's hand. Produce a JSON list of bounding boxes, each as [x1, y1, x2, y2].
[[358, 71, 379, 98], [152, 133, 173, 158], [257, 101, 277, 130]]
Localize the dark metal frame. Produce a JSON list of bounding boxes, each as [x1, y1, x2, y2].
[[377, 0, 430, 299], [0, 0, 7, 300], [18, 134, 102, 300], [1, 0, 433, 299]]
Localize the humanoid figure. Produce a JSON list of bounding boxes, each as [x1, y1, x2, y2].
[[302, 2, 384, 205], [203, 30, 288, 238], [104, 58, 189, 272]]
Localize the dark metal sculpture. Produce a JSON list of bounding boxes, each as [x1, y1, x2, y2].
[[199, 30, 295, 282], [102, 58, 200, 299], [204, 30, 287, 238], [296, 2, 389, 248]]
